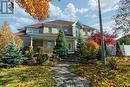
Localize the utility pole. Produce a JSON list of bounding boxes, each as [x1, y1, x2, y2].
[[97, 0, 106, 64]]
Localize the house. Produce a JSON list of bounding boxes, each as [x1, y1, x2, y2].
[[17, 20, 95, 54], [116, 34, 130, 56]]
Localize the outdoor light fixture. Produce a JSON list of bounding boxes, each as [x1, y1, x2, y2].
[[97, 0, 106, 64]]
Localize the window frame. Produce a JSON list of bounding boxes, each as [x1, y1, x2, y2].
[[48, 26, 52, 33], [47, 40, 52, 48], [64, 28, 69, 35], [76, 26, 80, 37]]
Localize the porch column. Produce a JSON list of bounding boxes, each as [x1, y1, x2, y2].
[[54, 40, 56, 45], [30, 36, 33, 47]]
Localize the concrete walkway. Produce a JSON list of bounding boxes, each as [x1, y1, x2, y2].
[[50, 63, 90, 87]]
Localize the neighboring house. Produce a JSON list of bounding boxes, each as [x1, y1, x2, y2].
[[116, 34, 130, 56], [16, 20, 95, 54]]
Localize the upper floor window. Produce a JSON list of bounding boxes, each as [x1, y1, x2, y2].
[[76, 27, 80, 37], [57, 26, 60, 33], [48, 26, 52, 33], [64, 28, 69, 35], [39, 29, 43, 34], [26, 28, 43, 34]]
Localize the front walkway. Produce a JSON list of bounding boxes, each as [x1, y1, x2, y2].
[[50, 63, 90, 87]]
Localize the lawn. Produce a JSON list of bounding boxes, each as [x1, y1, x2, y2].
[[0, 65, 56, 87], [68, 57, 130, 87]]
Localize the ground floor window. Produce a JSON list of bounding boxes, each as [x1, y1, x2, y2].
[[47, 40, 53, 48]]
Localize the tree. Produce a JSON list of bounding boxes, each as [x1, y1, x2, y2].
[[92, 32, 116, 59], [0, 41, 24, 66], [92, 32, 116, 45], [114, 0, 130, 34], [76, 36, 84, 57], [81, 42, 89, 63], [78, 39, 98, 63], [86, 39, 99, 59], [0, 21, 23, 55], [16, 0, 50, 20], [54, 28, 68, 58], [119, 36, 130, 45], [116, 41, 123, 57], [16, 0, 65, 20]]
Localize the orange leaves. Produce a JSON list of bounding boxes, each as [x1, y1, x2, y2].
[[15, 36, 23, 48], [0, 30, 10, 54], [86, 39, 99, 50], [18, 81, 31, 87], [70, 57, 130, 87], [16, 0, 50, 20], [75, 64, 118, 87], [85, 39, 99, 59], [0, 21, 23, 54], [0, 21, 14, 54], [128, 71, 130, 75]]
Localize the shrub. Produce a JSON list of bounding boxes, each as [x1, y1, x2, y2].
[[36, 54, 48, 65], [25, 46, 34, 59], [21, 46, 28, 56], [86, 39, 99, 59], [76, 36, 84, 57], [81, 43, 90, 63], [0, 41, 24, 67], [116, 42, 123, 57], [80, 40, 99, 63], [36, 47, 48, 65]]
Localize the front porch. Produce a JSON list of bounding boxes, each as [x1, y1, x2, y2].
[[27, 34, 76, 55]]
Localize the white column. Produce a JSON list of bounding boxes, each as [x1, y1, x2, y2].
[[54, 40, 56, 45], [30, 36, 33, 47]]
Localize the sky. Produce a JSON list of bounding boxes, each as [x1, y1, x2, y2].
[[0, 0, 120, 33]]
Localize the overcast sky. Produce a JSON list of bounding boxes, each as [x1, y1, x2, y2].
[[0, 0, 120, 32]]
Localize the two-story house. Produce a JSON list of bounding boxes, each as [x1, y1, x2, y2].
[[17, 20, 95, 54]]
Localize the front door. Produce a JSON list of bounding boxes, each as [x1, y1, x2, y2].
[[33, 39, 43, 52], [68, 42, 74, 54]]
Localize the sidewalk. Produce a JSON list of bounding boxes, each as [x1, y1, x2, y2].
[[50, 63, 90, 87]]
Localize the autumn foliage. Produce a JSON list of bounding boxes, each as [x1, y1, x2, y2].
[[92, 32, 116, 45], [15, 36, 23, 48], [86, 39, 100, 50], [69, 58, 130, 87], [16, 0, 50, 20], [0, 21, 23, 55], [86, 39, 100, 59]]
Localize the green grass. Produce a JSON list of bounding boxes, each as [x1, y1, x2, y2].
[[0, 65, 56, 87]]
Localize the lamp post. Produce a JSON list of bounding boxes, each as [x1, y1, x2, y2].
[[97, 0, 106, 64]]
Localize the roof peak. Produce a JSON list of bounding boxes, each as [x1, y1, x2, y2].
[[45, 20, 75, 23]]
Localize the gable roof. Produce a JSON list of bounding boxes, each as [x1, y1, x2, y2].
[[18, 20, 74, 30], [45, 20, 74, 26], [18, 20, 96, 31]]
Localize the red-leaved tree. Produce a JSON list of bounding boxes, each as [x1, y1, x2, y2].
[[92, 32, 116, 45]]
